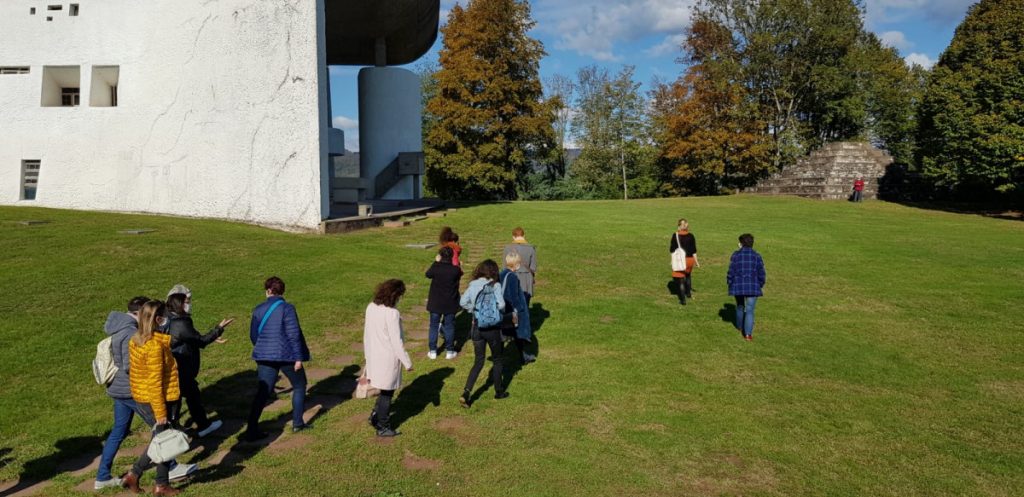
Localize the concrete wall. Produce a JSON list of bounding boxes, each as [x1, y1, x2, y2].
[[0, 0, 330, 230], [358, 67, 422, 200]]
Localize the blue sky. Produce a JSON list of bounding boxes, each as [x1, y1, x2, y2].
[[329, 0, 977, 151]]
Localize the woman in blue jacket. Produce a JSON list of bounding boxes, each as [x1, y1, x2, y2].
[[727, 233, 766, 341], [500, 251, 534, 364], [458, 260, 506, 407], [243, 276, 311, 441]]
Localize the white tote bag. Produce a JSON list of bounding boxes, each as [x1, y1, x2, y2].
[[671, 233, 688, 272], [147, 427, 190, 463]]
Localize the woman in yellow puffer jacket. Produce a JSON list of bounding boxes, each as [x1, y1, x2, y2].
[[122, 300, 183, 496]]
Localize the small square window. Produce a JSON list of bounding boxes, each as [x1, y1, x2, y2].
[[46, 16, 52, 21], [90, 66, 119, 107], [69, 4, 78, 16], [41, 66, 80, 106], [30, 7, 36, 14], [61, 87, 79, 106], [22, 160, 41, 200]]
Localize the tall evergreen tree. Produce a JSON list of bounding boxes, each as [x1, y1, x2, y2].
[[917, 0, 1024, 199], [424, 0, 556, 200]]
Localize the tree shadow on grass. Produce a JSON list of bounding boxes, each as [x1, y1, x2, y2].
[[0, 436, 105, 497], [185, 365, 359, 486], [389, 367, 454, 429]]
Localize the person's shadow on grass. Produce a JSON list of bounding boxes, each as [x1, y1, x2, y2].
[[185, 365, 360, 485], [389, 367, 454, 429], [718, 302, 738, 331], [0, 448, 12, 470], [0, 436, 105, 497]]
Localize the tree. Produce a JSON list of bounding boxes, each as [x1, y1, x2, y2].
[[570, 65, 655, 199], [917, 0, 1024, 199], [545, 74, 575, 180], [424, 0, 557, 200]]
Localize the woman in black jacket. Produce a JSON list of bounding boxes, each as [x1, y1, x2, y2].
[[166, 291, 232, 437], [669, 219, 700, 305], [425, 246, 463, 360]]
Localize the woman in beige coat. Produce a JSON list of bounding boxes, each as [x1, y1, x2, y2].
[[364, 279, 413, 437]]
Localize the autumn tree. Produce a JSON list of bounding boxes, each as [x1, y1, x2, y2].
[[916, 0, 1024, 199], [424, 0, 557, 200]]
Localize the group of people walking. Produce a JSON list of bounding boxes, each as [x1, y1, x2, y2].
[[362, 227, 538, 436], [95, 278, 312, 494], [93, 227, 540, 492], [669, 218, 767, 341]]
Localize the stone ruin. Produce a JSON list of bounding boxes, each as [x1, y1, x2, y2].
[[747, 142, 893, 200]]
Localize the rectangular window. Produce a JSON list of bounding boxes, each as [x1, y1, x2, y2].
[[41, 66, 80, 106], [47, 5, 62, 11], [90, 66, 119, 107], [0, 67, 30, 74], [30, 7, 36, 14], [61, 87, 79, 106], [22, 160, 40, 200], [69, 4, 78, 16]]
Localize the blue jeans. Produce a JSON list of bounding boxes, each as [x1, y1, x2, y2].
[[428, 312, 455, 352], [735, 296, 757, 336], [247, 361, 308, 433], [97, 398, 141, 481]]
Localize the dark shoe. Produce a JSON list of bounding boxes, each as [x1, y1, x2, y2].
[[241, 430, 268, 442], [494, 391, 510, 400], [121, 472, 142, 494], [292, 423, 312, 434], [459, 390, 471, 408], [154, 484, 182, 496], [368, 411, 378, 428], [376, 427, 400, 437]]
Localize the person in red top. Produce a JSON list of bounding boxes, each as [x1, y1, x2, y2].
[[439, 226, 462, 266], [852, 177, 865, 202]]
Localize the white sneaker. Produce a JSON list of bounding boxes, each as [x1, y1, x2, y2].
[[197, 419, 223, 438], [427, 350, 437, 360], [94, 477, 122, 490], [445, 351, 457, 360], [168, 462, 198, 481]]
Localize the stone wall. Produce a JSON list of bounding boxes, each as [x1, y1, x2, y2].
[[747, 142, 893, 200]]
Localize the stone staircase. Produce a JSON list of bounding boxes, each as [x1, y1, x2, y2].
[[747, 142, 893, 200]]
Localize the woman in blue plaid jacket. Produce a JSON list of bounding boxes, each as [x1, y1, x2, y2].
[[727, 233, 766, 341]]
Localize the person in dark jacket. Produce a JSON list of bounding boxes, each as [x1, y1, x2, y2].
[[425, 246, 462, 360], [165, 291, 232, 437], [243, 276, 312, 441], [727, 233, 767, 341], [501, 251, 535, 364], [669, 218, 700, 305]]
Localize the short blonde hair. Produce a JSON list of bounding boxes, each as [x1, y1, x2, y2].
[[505, 250, 521, 269], [678, 218, 688, 230]]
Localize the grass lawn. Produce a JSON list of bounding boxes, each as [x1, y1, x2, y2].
[[1, 195, 1022, 497]]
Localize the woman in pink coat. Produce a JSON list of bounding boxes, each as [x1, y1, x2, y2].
[[363, 279, 413, 437]]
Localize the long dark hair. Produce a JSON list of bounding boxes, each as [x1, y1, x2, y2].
[[373, 279, 406, 308], [167, 293, 188, 316], [472, 259, 500, 283]]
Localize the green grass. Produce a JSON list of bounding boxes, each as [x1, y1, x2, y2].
[[1, 196, 1022, 496]]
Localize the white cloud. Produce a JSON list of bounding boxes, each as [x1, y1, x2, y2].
[[538, 0, 695, 62], [879, 30, 912, 51], [904, 52, 935, 69], [332, 115, 358, 130], [645, 34, 686, 58]]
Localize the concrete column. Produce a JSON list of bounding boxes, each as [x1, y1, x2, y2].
[[357, 66, 422, 200]]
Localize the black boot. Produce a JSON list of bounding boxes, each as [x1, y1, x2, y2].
[[368, 410, 378, 428]]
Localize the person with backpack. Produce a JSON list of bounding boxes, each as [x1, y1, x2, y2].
[[364, 279, 414, 437], [459, 259, 507, 407], [425, 246, 462, 360], [122, 300, 183, 496], [94, 297, 197, 490], [165, 290, 232, 438], [727, 233, 767, 341], [669, 218, 700, 305], [243, 276, 312, 441], [501, 251, 535, 365]]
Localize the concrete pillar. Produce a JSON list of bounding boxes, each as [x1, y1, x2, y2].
[[357, 66, 422, 200]]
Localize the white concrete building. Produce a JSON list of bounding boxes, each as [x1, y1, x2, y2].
[[0, 0, 437, 231]]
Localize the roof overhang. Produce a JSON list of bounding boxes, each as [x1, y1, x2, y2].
[[325, 0, 439, 66]]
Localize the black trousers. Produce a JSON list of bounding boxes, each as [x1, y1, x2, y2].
[[464, 326, 505, 395], [172, 360, 209, 428], [132, 402, 170, 485], [673, 275, 692, 301], [372, 389, 395, 428]]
